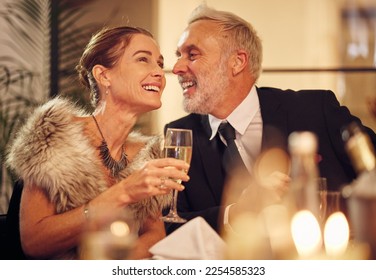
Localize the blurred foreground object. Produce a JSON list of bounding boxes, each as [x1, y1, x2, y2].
[[285, 132, 322, 258], [222, 146, 295, 259], [79, 209, 136, 260], [342, 122, 376, 259], [286, 132, 320, 218], [223, 131, 368, 259]]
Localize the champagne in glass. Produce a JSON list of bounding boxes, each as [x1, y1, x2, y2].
[[161, 128, 192, 223]]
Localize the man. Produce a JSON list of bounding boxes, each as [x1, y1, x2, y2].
[[165, 5, 376, 234]]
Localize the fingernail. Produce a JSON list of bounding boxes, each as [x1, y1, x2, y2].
[[180, 185, 185, 190]]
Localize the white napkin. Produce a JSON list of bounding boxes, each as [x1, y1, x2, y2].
[[150, 217, 226, 259]]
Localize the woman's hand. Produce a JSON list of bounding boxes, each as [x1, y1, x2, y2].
[[120, 157, 190, 203], [90, 158, 190, 211]]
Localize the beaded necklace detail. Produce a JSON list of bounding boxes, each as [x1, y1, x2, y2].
[[91, 115, 129, 177]]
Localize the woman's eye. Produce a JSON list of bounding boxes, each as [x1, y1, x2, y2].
[[138, 57, 148, 63], [158, 62, 164, 69]]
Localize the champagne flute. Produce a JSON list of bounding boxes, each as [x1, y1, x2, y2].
[[161, 128, 192, 223]]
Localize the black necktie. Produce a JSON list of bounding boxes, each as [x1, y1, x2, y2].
[[218, 122, 248, 176]]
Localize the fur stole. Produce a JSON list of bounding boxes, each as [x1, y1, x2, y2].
[[6, 97, 171, 230]]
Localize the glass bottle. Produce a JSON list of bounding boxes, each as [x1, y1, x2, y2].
[[280, 131, 323, 258], [287, 131, 321, 218]]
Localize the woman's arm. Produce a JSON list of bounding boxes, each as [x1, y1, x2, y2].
[[20, 158, 189, 259], [20, 184, 88, 258]]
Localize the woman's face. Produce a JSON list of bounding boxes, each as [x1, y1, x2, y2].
[[106, 34, 166, 114]]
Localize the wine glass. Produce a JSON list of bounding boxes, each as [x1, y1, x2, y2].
[[317, 177, 341, 227], [161, 128, 192, 223]]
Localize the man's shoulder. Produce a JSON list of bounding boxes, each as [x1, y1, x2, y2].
[[257, 86, 335, 104]]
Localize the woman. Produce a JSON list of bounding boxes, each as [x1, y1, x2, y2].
[[6, 26, 189, 259]]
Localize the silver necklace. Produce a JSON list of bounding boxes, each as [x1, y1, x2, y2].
[[91, 115, 128, 177]]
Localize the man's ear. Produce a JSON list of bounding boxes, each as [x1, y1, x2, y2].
[[232, 50, 248, 76], [92, 65, 110, 87]]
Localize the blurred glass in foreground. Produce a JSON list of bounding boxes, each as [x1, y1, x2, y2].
[[79, 208, 136, 260]]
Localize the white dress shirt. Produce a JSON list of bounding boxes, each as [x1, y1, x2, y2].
[[208, 85, 263, 173]]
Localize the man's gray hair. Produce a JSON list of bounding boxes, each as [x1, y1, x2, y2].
[[188, 4, 263, 81]]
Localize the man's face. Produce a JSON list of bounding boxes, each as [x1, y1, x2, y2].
[[173, 20, 230, 115]]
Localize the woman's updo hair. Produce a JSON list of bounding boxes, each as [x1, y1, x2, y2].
[[76, 26, 153, 107]]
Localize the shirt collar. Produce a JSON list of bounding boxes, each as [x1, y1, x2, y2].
[[209, 85, 259, 140]]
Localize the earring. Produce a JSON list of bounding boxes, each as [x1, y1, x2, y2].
[[95, 86, 109, 115]]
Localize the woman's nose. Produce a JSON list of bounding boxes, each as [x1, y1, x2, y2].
[[152, 65, 165, 77]]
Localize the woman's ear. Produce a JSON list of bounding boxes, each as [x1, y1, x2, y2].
[[92, 65, 110, 87], [232, 50, 248, 76]]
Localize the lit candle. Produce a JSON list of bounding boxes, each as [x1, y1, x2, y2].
[[110, 220, 131, 237], [324, 212, 349, 257], [291, 210, 322, 258]]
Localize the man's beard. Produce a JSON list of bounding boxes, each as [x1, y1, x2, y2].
[[183, 61, 229, 115]]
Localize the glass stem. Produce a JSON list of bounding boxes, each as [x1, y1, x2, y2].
[[170, 189, 178, 214]]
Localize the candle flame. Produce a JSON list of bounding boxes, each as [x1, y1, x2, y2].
[[324, 212, 349, 257], [110, 220, 130, 237], [291, 210, 322, 258]]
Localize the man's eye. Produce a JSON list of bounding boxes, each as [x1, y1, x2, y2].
[[189, 52, 198, 60]]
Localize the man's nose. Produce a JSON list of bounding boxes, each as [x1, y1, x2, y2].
[[172, 58, 187, 75]]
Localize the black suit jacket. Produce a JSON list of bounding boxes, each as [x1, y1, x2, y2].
[[164, 87, 376, 234]]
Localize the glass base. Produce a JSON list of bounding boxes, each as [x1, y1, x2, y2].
[[160, 213, 187, 223]]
